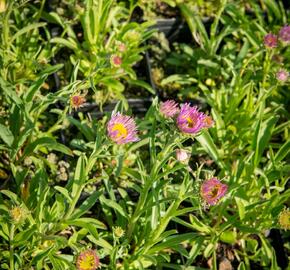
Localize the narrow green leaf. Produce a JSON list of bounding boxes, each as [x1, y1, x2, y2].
[[0, 124, 14, 146], [11, 22, 46, 43], [99, 196, 128, 219], [71, 191, 101, 219], [22, 137, 73, 158]]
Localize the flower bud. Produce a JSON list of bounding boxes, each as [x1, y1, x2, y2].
[[176, 149, 190, 163]]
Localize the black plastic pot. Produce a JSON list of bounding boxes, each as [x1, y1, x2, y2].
[[268, 229, 289, 269]]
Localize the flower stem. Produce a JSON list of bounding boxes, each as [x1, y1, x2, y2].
[[9, 224, 15, 270]]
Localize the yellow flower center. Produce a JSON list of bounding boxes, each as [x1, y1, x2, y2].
[[210, 185, 219, 198], [79, 254, 96, 270], [112, 123, 128, 138], [279, 209, 290, 230], [186, 117, 195, 128]]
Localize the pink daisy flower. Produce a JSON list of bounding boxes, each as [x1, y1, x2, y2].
[[76, 249, 99, 270], [176, 103, 206, 134], [107, 112, 139, 144], [200, 178, 228, 205], [279, 25, 290, 43], [264, 33, 278, 48], [160, 100, 179, 118], [276, 69, 288, 82]]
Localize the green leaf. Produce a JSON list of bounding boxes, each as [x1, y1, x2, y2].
[[179, 3, 209, 51], [67, 117, 94, 142], [10, 22, 47, 43], [189, 214, 212, 233], [127, 79, 156, 95], [69, 217, 106, 230], [51, 37, 80, 51], [161, 74, 197, 86], [99, 195, 128, 219], [148, 233, 197, 254], [54, 186, 72, 203], [63, 219, 100, 239], [274, 140, 290, 163], [13, 225, 37, 247], [22, 137, 73, 158], [0, 124, 14, 146], [219, 230, 237, 244], [71, 155, 87, 198], [71, 191, 101, 219], [252, 116, 278, 167], [196, 131, 225, 170]]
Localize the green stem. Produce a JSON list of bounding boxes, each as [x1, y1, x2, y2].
[[9, 224, 15, 270], [64, 183, 84, 220], [126, 135, 179, 240]]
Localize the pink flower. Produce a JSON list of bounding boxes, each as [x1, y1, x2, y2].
[[160, 100, 179, 118], [76, 249, 99, 270], [177, 103, 205, 134], [276, 69, 289, 82], [200, 178, 228, 205], [279, 25, 290, 43], [107, 112, 139, 144], [110, 55, 122, 67], [264, 33, 278, 48], [176, 149, 190, 163]]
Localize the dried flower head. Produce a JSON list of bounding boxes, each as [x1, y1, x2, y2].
[[278, 208, 290, 230], [272, 54, 284, 64], [176, 149, 190, 163], [177, 103, 206, 134], [9, 205, 28, 223], [107, 112, 139, 144], [110, 55, 122, 67], [200, 178, 228, 205], [76, 249, 99, 270], [276, 69, 289, 82], [160, 100, 179, 118], [203, 115, 214, 128], [71, 95, 86, 109], [279, 25, 290, 43], [264, 33, 278, 48], [113, 226, 125, 238]]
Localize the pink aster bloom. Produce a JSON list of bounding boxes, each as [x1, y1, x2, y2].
[[279, 25, 290, 43], [200, 178, 228, 205], [160, 100, 179, 118], [276, 69, 289, 82], [107, 112, 139, 144], [177, 103, 205, 134], [110, 55, 122, 67], [76, 249, 99, 270], [264, 33, 278, 48]]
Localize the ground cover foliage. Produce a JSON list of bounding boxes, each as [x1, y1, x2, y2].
[[0, 0, 289, 269]]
